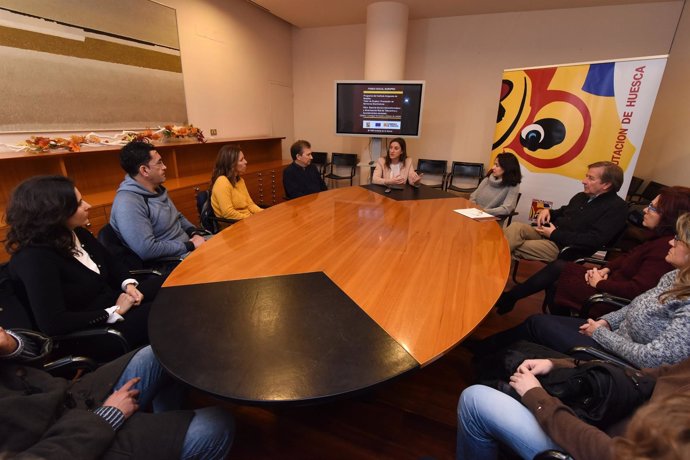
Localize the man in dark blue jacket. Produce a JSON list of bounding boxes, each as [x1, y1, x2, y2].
[[283, 139, 328, 199]]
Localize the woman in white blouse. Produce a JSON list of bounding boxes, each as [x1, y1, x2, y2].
[[371, 137, 422, 187]]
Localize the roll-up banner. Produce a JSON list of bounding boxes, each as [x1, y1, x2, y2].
[[492, 57, 667, 220]]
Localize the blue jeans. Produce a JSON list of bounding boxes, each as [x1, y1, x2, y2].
[[457, 385, 561, 460], [115, 346, 235, 460]]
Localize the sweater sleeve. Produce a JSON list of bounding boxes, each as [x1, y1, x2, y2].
[[469, 177, 486, 202], [11, 251, 110, 335], [211, 176, 252, 220], [592, 306, 690, 368], [522, 387, 615, 460], [483, 184, 520, 216]]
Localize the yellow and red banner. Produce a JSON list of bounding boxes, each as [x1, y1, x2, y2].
[[492, 57, 666, 220]]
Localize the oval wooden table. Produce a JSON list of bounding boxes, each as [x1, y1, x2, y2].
[[149, 185, 510, 404]]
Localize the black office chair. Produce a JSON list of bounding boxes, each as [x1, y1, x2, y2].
[[0, 263, 129, 365], [311, 151, 328, 177], [323, 153, 358, 187], [445, 161, 484, 193], [194, 187, 238, 234], [416, 159, 447, 189], [628, 180, 667, 205], [98, 223, 181, 275], [625, 176, 644, 201], [504, 192, 522, 227]]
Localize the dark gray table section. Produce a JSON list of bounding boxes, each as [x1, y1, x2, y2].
[[361, 183, 456, 201], [149, 272, 418, 404]]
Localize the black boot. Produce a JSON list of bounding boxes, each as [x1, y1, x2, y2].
[[495, 292, 516, 315]]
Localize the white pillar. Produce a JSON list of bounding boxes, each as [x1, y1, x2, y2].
[[362, 2, 409, 183], [364, 2, 409, 80]]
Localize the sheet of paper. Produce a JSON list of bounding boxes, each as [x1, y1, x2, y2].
[[453, 208, 497, 220]]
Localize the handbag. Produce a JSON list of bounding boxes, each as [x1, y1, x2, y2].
[[538, 360, 656, 428]]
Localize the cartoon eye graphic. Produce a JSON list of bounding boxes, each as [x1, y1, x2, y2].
[[520, 118, 566, 151]]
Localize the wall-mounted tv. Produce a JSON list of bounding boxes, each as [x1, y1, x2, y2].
[[335, 80, 425, 137]]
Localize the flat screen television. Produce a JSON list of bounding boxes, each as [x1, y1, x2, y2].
[[335, 80, 425, 137]]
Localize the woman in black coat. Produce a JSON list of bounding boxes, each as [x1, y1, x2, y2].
[[6, 175, 158, 346]]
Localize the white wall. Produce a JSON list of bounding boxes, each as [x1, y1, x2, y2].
[[293, 2, 685, 179], [634, 2, 690, 187], [0, 0, 295, 158]]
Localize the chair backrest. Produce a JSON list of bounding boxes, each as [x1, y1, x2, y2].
[[640, 181, 667, 202], [626, 176, 644, 199], [98, 223, 145, 270], [450, 161, 484, 178], [194, 187, 219, 234], [311, 151, 328, 165], [331, 152, 357, 167], [416, 159, 448, 175], [0, 263, 36, 330]]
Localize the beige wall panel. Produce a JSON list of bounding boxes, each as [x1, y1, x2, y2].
[[293, 2, 683, 178]]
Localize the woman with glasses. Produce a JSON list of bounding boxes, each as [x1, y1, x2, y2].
[[6, 176, 155, 348], [474, 211, 690, 369], [210, 144, 263, 221], [495, 186, 690, 315]]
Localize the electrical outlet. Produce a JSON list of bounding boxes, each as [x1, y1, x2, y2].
[[210, 128, 218, 136]]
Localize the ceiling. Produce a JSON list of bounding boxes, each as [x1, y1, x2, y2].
[[248, 0, 676, 28]]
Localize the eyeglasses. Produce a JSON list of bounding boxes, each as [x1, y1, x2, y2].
[[146, 159, 165, 168], [674, 234, 684, 242], [646, 203, 659, 214]]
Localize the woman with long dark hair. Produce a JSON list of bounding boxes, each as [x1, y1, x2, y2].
[[210, 144, 262, 220], [6, 175, 153, 347], [470, 152, 522, 218], [371, 137, 422, 187]]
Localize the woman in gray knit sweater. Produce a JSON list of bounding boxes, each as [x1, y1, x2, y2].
[[469, 152, 521, 220], [474, 212, 690, 368]]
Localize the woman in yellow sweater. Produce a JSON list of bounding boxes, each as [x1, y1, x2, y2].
[[210, 144, 263, 220]]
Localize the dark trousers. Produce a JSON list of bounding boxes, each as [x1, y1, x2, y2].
[[478, 314, 603, 358], [506, 259, 567, 314]]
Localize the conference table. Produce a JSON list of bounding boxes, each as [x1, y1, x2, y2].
[[149, 184, 510, 404]]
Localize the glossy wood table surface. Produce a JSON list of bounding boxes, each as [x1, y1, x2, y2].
[[162, 185, 510, 366]]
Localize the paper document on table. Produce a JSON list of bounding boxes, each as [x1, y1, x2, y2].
[[454, 208, 498, 221]]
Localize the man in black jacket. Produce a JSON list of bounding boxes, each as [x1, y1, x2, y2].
[[504, 161, 628, 262], [0, 327, 234, 459], [283, 139, 328, 199]]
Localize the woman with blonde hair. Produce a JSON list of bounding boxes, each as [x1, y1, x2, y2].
[[210, 144, 263, 220]]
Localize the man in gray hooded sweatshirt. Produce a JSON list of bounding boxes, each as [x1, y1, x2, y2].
[[110, 141, 206, 261]]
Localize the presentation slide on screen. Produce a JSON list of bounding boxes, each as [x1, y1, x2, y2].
[[337, 83, 423, 136]]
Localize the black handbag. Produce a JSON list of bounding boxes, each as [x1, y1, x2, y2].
[[538, 360, 656, 428]]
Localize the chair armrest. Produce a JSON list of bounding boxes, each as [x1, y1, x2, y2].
[[54, 328, 131, 362], [558, 245, 593, 261], [44, 355, 98, 373], [579, 293, 631, 318], [534, 450, 574, 460], [574, 257, 607, 266], [568, 346, 639, 371], [129, 268, 163, 277]]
